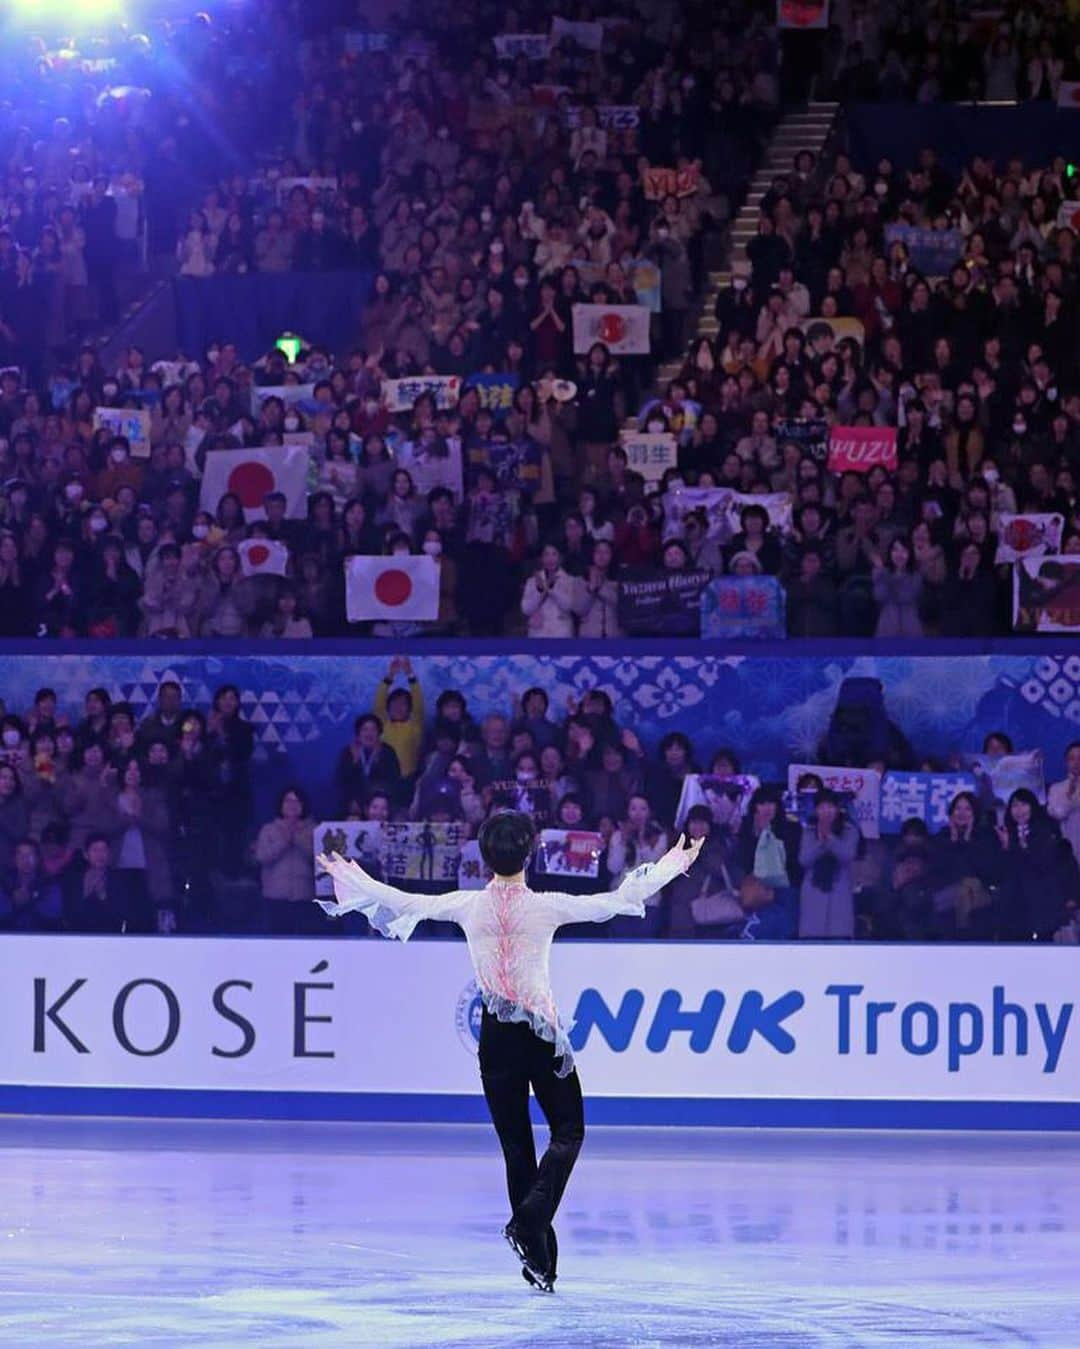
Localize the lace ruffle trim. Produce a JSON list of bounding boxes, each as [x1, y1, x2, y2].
[[481, 989, 577, 1078], [315, 895, 419, 941]]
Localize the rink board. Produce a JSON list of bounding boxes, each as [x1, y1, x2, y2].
[[0, 936, 1077, 1129]]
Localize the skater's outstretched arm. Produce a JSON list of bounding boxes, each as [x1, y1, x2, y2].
[[315, 852, 466, 940], [543, 833, 704, 926]]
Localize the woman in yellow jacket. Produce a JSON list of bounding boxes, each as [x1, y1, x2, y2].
[[374, 656, 425, 777]]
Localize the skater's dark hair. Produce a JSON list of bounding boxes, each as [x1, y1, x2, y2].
[[479, 810, 536, 877]]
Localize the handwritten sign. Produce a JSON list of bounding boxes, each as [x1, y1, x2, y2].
[[382, 375, 461, 413], [536, 829, 604, 878], [879, 772, 978, 834], [312, 820, 385, 898], [787, 763, 880, 839], [619, 430, 677, 482], [827, 425, 898, 474]]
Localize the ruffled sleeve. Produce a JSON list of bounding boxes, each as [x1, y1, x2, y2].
[[542, 849, 692, 927], [315, 852, 466, 940]]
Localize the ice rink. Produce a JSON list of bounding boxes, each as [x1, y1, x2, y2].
[[0, 1117, 1075, 1346]]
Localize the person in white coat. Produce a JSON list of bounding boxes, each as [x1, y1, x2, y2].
[[1047, 741, 1080, 868], [521, 543, 576, 637]]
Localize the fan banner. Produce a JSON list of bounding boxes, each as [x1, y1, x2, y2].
[[199, 445, 310, 522], [344, 555, 440, 622], [572, 304, 651, 355]]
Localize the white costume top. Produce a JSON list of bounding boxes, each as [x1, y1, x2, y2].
[[317, 848, 693, 1077]]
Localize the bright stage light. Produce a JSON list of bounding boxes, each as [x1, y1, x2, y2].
[[9, 0, 125, 22]]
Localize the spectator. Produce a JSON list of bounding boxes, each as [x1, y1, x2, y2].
[[334, 714, 402, 813], [254, 787, 318, 935], [798, 790, 860, 939]]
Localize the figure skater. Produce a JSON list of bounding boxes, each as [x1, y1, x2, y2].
[[316, 809, 703, 1292]]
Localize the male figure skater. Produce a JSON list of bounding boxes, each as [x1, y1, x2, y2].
[[316, 810, 703, 1292]]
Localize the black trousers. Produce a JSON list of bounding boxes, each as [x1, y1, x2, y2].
[[478, 1009, 585, 1242]]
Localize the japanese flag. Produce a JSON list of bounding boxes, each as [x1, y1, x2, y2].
[[571, 303, 651, 355], [1058, 82, 1080, 109], [345, 555, 439, 622], [238, 538, 290, 577], [200, 445, 309, 522]]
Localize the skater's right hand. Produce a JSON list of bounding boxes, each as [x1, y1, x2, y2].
[[661, 832, 705, 874]]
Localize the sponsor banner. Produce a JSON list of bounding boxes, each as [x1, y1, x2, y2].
[[775, 416, 829, 464], [93, 407, 150, 458], [344, 555, 440, 623], [571, 303, 651, 355], [3, 937, 1077, 1110], [536, 829, 604, 878], [617, 567, 710, 636], [492, 33, 550, 59], [778, 0, 829, 27], [550, 16, 604, 50], [879, 771, 978, 835], [312, 821, 385, 898], [828, 425, 898, 474], [995, 513, 1064, 565], [787, 763, 881, 839], [960, 751, 1045, 808], [1012, 556, 1080, 632], [701, 576, 786, 640], [382, 821, 469, 883], [883, 224, 965, 276], [641, 164, 701, 201], [200, 445, 310, 522], [463, 371, 520, 412], [618, 430, 678, 483], [382, 375, 460, 414], [674, 773, 760, 831]]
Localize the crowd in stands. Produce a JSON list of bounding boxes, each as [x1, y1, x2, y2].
[[3, 4, 1080, 638], [2, 665, 1078, 945], [820, 1, 1080, 104]]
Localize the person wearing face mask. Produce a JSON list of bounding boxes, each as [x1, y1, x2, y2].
[[419, 528, 459, 631]]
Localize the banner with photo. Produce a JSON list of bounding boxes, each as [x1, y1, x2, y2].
[[1012, 556, 1080, 632], [995, 514, 1064, 565], [663, 487, 793, 541], [312, 821, 385, 898], [382, 821, 469, 883], [572, 304, 651, 355], [343, 31, 389, 54], [382, 375, 461, 414], [640, 164, 701, 201], [618, 430, 677, 483], [1056, 198, 1080, 228], [536, 829, 604, 878], [457, 840, 493, 890], [275, 177, 339, 205], [778, 0, 829, 28], [492, 33, 550, 59], [959, 751, 1045, 808], [774, 416, 829, 464], [786, 763, 881, 839], [674, 773, 760, 831], [463, 371, 520, 413], [93, 407, 151, 458], [827, 426, 898, 474], [550, 16, 604, 49], [564, 104, 640, 130], [879, 772, 978, 835], [883, 224, 965, 276], [701, 576, 786, 640], [617, 567, 710, 636], [800, 315, 866, 348], [250, 383, 315, 416], [572, 258, 661, 312], [394, 437, 465, 500]]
